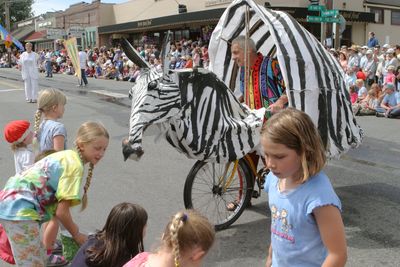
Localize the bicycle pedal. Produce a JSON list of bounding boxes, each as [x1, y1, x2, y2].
[[252, 190, 259, 198]]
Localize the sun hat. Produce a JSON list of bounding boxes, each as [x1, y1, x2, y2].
[[386, 48, 394, 54], [4, 120, 30, 144]]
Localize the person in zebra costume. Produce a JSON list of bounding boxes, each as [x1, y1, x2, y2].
[[227, 35, 289, 210], [209, 0, 363, 159], [231, 36, 287, 114]]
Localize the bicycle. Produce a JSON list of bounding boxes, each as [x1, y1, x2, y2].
[[183, 153, 268, 230]]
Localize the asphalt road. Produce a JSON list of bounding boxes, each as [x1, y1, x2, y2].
[[0, 71, 399, 267]]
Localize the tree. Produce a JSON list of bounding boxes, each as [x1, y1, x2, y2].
[[0, 0, 34, 29]]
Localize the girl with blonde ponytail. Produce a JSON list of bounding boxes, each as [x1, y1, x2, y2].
[[32, 88, 68, 262], [0, 121, 109, 267], [123, 210, 215, 267], [33, 88, 67, 154]]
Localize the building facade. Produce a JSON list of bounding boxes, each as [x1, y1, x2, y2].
[[96, 0, 387, 48], [54, 0, 115, 48]]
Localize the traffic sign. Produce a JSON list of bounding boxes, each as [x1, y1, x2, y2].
[[307, 15, 340, 23], [321, 9, 339, 17], [308, 5, 326, 12]]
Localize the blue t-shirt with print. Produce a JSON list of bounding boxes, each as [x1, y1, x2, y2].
[[382, 92, 399, 107], [38, 119, 67, 151], [264, 171, 342, 267]]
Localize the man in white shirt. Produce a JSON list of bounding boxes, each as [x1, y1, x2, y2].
[[78, 46, 88, 87]]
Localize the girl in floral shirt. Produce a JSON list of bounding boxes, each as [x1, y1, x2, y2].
[[0, 121, 109, 267]]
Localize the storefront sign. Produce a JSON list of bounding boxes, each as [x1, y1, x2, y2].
[[17, 20, 33, 27], [47, 28, 66, 39], [205, 0, 232, 7], [137, 20, 152, 28], [68, 26, 85, 37]]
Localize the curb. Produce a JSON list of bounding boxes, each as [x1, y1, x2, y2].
[[0, 73, 131, 108]]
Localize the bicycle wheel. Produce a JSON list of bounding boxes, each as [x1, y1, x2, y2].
[[184, 159, 253, 230]]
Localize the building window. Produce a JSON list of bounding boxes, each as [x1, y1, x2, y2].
[[391, 10, 400, 25], [370, 7, 384, 24]]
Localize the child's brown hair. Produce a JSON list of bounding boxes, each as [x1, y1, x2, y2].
[[261, 108, 326, 183]]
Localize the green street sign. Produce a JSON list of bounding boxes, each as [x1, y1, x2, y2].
[[307, 15, 323, 23], [321, 9, 339, 17], [308, 5, 326, 12], [307, 15, 341, 23], [323, 17, 340, 23]]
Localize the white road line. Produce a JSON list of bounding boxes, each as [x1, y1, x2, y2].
[[89, 90, 127, 99], [0, 88, 23, 92]]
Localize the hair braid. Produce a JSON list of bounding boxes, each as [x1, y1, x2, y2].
[[169, 213, 186, 267], [32, 109, 42, 154], [75, 145, 94, 211]]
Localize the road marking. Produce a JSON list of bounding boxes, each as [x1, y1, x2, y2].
[[0, 88, 23, 92], [0, 80, 20, 88], [89, 90, 127, 99]]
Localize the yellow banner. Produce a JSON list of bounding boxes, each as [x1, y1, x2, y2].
[[64, 37, 81, 80]]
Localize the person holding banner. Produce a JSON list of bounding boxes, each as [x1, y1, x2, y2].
[[18, 42, 39, 103]]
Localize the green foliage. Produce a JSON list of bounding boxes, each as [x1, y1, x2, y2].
[[0, 0, 34, 28]]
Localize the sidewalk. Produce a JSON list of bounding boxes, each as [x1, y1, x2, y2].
[[0, 67, 133, 107]]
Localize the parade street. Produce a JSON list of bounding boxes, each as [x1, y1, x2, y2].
[[0, 72, 400, 267]]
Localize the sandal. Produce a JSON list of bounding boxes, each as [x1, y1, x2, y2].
[[226, 200, 252, 211], [46, 254, 69, 267], [226, 200, 239, 211], [52, 240, 63, 255]]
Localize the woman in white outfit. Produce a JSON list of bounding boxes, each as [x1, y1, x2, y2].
[[18, 42, 39, 103]]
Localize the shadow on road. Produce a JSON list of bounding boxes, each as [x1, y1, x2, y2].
[[338, 182, 400, 249]]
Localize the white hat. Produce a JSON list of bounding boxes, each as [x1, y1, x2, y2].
[[383, 44, 390, 49], [366, 49, 373, 55], [362, 45, 368, 49], [386, 48, 395, 54]]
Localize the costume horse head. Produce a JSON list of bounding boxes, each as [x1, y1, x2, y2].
[[121, 36, 264, 163]]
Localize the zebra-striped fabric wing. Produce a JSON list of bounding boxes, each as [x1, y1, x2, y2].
[[209, 0, 363, 158]]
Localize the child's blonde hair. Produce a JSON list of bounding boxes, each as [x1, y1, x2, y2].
[[74, 121, 109, 211], [355, 79, 364, 86], [33, 89, 67, 150], [261, 108, 326, 183], [163, 210, 215, 267]]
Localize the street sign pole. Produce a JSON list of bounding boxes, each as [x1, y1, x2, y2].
[[320, 0, 326, 46], [334, 21, 340, 49]]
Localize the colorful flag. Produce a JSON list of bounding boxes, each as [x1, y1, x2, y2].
[[64, 37, 81, 80], [0, 24, 25, 51]]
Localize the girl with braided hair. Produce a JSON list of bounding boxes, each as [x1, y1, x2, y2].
[[123, 209, 215, 267], [0, 121, 109, 267]]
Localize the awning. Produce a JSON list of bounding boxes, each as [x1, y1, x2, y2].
[[25, 31, 47, 42], [272, 7, 375, 23], [365, 0, 400, 8], [11, 26, 35, 41], [98, 8, 225, 34]]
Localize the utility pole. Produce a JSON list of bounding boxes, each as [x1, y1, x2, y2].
[[5, 0, 10, 31]]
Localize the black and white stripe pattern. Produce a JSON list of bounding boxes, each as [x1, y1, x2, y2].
[[127, 68, 264, 163], [128, 69, 181, 153], [208, 0, 363, 158]]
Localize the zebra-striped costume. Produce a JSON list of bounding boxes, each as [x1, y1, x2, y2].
[[209, 0, 363, 158], [124, 66, 265, 163]]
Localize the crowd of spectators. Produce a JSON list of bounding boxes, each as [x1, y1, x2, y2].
[[0, 36, 210, 83], [327, 35, 400, 119]]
